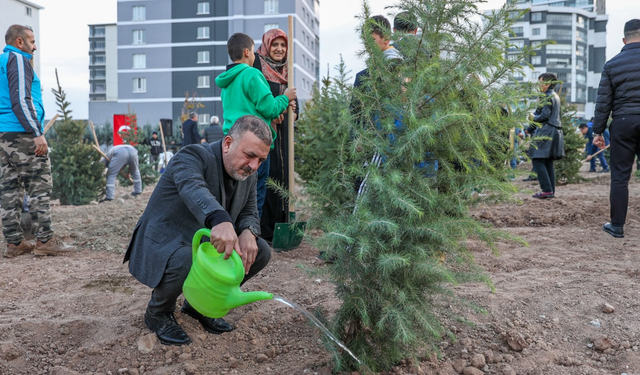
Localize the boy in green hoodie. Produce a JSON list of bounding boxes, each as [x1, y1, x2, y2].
[[215, 32, 296, 218]]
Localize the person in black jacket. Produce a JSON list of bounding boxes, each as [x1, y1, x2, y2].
[[147, 132, 162, 170], [202, 115, 224, 144], [181, 112, 201, 145], [525, 73, 564, 199], [592, 19, 640, 238]]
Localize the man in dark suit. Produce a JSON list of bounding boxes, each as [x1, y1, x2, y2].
[[124, 115, 272, 346], [181, 112, 201, 145], [593, 19, 640, 238]]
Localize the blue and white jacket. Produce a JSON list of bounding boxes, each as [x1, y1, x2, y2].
[[0, 45, 44, 136]]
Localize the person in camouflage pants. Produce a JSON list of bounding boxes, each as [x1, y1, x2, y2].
[[0, 25, 76, 257]]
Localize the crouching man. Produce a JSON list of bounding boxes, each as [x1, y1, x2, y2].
[[124, 115, 272, 345]]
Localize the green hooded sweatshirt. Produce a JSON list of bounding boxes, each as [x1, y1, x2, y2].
[[215, 63, 289, 148]]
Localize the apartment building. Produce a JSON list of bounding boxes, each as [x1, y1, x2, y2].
[[89, 0, 320, 130], [506, 0, 608, 119], [0, 0, 43, 77]]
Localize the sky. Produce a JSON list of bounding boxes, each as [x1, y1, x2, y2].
[[33, 0, 634, 119]]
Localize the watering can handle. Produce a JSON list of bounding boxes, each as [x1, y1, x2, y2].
[[191, 228, 243, 269]]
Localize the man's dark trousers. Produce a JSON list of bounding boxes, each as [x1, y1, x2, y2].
[[610, 115, 640, 226], [147, 238, 272, 314]]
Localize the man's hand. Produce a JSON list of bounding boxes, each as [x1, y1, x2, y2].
[[34, 135, 48, 156], [238, 229, 258, 274], [586, 155, 593, 161], [284, 87, 297, 101], [593, 135, 606, 149], [210, 222, 242, 260]]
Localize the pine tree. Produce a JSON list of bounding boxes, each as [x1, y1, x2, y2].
[[49, 71, 105, 205], [117, 108, 159, 189], [555, 94, 586, 184], [296, 57, 353, 214], [301, 0, 537, 371]]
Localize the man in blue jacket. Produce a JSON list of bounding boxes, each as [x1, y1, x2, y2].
[[0, 25, 75, 257], [592, 19, 640, 238], [181, 112, 201, 145]]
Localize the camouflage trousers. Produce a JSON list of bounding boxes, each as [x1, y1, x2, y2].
[[0, 133, 54, 244]]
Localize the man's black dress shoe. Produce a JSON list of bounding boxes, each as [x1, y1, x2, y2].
[[144, 309, 192, 346], [181, 300, 234, 334], [602, 222, 624, 238]]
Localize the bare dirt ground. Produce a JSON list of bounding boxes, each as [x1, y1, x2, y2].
[[1, 162, 639, 375]]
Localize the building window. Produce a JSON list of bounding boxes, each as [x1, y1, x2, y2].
[[532, 28, 540, 36], [508, 39, 524, 51], [546, 14, 572, 26], [197, 50, 210, 63], [264, 23, 279, 33], [93, 41, 105, 50], [576, 15, 586, 28], [197, 75, 210, 88], [531, 41, 542, 49], [198, 114, 210, 125], [546, 44, 571, 54], [133, 54, 146, 69], [197, 27, 210, 39], [576, 30, 587, 42], [93, 27, 106, 37], [93, 55, 106, 65], [576, 44, 586, 57], [531, 56, 542, 65], [197, 2, 210, 15], [576, 73, 586, 85], [133, 6, 146, 21], [576, 87, 586, 101], [93, 83, 106, 93], [547, 57, 570, 68], [133, 78, 146, 93], [26, 7, 32, 16], [531, 12, 542, 22], [547, 28, 572, 40], [133, 30, 145, 44], [577, 59, 586, 71], [93, 69, 106, 79], [264, 0, 278, 14]]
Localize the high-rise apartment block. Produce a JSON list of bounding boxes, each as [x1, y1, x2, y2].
[[0, 0, 43, 77], [506, 0, 607, 119], [89, 0, 320, 129]]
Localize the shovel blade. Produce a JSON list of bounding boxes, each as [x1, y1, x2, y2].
[[272, 221, 306, 251]]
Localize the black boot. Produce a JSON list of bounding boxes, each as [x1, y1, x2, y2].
[[181, 300, 234, 334], [602, 222, 624, 238], [144, 308, 191, 346]]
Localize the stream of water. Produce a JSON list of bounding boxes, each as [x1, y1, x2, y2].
[[272, 296, 362, 366]]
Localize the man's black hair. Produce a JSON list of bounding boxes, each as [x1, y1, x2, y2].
[[152, 131, 158, 135], [393, 11, 417, 33], [624, 19, 640, 40], [367, 15, 391, 38], [579, 123, 588, 129], [227, 115, 272, 147], [227, 33, 254, 62], [5, 24, 33, 45], [538, 72, 558, 90]]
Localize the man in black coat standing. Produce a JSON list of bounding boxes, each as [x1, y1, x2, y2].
[[124, 115, 272, 346], [181, 112, 201, 145], [202, 115, 224, 143], [593, 19, 640, 238]]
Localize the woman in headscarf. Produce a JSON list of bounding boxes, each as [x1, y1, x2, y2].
[[253, 28, 299, 243]]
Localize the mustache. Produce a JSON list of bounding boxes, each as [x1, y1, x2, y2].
[[241, 166, 253, 174]]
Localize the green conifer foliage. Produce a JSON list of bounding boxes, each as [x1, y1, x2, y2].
[[555, 94, 586, 184], [296, 57, 353, 214], [301, 1, 537, 371], [49, 71, 105, 205], [117, 110, 159, 189]]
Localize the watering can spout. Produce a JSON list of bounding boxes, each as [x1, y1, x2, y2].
[[228, 290, 274, 309]]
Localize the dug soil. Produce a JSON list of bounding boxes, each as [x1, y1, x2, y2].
[[0, 163, 639, 375]]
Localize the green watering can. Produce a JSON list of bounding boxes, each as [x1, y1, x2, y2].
[[182, 228, 273, 318]]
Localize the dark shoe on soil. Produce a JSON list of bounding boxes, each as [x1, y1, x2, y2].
[[599, 169, 610, 173], [602, 222, 624, 238], [3, 239, 36, 258], [522, 176, 538, 181], [144, 309, 192, 346], [33, 235, 77, 256], [181, 300, 234, 334], [131, 192, 142, 197], [99, 198, 113, 203], [532, 192, 554, 199], [588, 169, 597, 173]]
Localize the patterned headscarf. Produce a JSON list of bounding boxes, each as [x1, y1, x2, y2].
[[257, 28, 289, 92]]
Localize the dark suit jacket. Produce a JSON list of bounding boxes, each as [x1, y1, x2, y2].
[[123, 141, 260, 288], [182, 119, 201, 145]]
